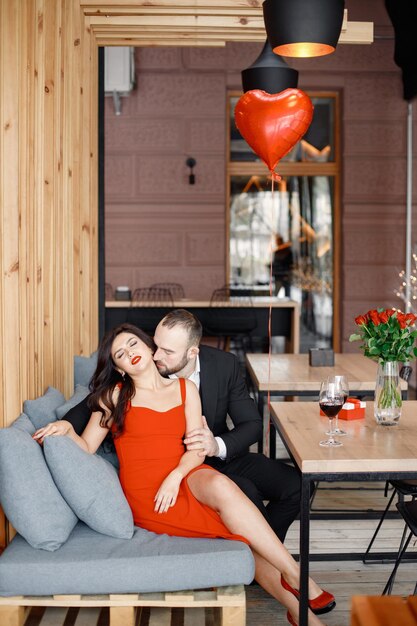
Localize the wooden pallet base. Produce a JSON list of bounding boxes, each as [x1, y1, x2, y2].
[[0, 585, 246, 626]]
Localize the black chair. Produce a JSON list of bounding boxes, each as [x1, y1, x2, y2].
[[149, 282, 185, 300], [382, 498, 417, 595], [131, 287, 174, 305], [363, 479, 417, 564], [128, 287, 174, 334], [204, 287, 257, 358]]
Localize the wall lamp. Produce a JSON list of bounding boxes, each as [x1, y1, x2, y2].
[[241, 39, 298, 94], [185, 157, 196, 185], [263, 0, 345, 58]]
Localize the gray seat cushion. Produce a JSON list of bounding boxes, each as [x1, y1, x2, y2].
[[0, 523, 254, 596]]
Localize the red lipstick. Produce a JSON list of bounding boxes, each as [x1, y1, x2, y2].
[[131, 355, 141, 365]]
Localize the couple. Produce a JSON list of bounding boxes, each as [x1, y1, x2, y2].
[[33, 310, 335, 624]]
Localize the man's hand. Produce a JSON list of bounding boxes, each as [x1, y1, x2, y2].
[[184, 416, 219, 457]]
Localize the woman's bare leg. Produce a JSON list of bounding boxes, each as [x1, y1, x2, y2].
[[187, 469, 324, 602], [253, 550, 324, 626]]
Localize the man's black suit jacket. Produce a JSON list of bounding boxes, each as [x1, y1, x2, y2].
[[63, 345, 262, 464]]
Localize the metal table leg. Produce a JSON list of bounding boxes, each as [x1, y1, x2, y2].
[[257, 391, 265, 454], [299, 476, 311, 626], [269, 422, 276, 460]]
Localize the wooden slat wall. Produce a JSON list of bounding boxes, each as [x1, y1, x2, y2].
[[0, 0, 99, 545], [0, 0, 99, 417]]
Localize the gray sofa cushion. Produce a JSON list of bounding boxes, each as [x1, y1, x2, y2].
[[55, 385, 90, 420], [0, 428, 77, 551], [74, 352, 97, 387], [11, 413, 35, 435], [0, 523, 254, 596], [23, 387, 65, 430], [43, 436, 133, 539]]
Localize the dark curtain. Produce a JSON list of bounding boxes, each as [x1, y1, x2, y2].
[[385, 0, 417, 101]]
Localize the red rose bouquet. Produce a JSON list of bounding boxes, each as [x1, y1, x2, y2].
[[350, 308, 417, 422], [349, 308, 417, 363]]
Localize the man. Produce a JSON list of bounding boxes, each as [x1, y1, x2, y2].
[[64, 309, 300, 542]]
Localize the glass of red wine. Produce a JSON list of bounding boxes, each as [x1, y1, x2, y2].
[[326, 375, 348, 436], [319, 379, 343, 447]]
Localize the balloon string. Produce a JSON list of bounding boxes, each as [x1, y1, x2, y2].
[[265, 173, 275, 456]]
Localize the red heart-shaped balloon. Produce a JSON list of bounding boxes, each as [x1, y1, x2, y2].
[[234, 89, 314, 174]]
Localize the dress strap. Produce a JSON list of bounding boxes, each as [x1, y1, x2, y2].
[[179, 377, 186, 405]]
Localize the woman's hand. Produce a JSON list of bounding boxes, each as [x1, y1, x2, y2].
[[154, 469, 182, 514], [32, 420, 73, 444]]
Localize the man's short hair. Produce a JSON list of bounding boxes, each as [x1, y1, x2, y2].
[[160, 309, 203, 347]]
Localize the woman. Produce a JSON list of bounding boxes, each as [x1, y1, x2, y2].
[[33, 323, 334, 625]]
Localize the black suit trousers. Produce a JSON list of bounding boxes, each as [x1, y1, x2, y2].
[[209, 452, 301, 543]]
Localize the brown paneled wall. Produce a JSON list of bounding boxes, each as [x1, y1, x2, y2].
[[104, 50, 228, 297]]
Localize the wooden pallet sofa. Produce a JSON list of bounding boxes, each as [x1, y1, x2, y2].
[[0, 359, 254, 626]]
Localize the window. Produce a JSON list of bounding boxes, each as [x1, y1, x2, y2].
[[227, 92, 341, 350]]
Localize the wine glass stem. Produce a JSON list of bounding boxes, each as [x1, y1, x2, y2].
[[334, 415, 339, 432], [328, 419, 335, 443]]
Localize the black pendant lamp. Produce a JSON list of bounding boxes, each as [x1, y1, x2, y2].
[[241, 39, 298, 94], [263, 0, 345, 58]]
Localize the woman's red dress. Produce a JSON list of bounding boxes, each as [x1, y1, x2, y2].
[[113, 378, 248, 543]]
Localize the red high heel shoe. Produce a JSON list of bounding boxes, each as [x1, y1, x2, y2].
[[287, 611, 297, 625], [281, 575, 336, 615]]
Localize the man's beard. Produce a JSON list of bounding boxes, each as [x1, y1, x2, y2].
[[155, 352, 189, 377]]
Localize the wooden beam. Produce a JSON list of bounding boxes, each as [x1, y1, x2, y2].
[[83, 1, 374, 46]]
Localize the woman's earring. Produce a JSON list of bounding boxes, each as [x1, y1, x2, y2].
[[121, 371, 125, 380]]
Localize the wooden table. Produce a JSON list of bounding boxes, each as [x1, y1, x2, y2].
[[245, 353, 408, 455], [106, 297, 300, 353], [270, 400, 417, 626]]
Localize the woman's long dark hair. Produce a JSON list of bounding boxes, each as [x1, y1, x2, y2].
[[87, 323, 155, 437]]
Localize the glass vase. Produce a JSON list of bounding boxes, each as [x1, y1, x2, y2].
[[374, 361, 402, 426]]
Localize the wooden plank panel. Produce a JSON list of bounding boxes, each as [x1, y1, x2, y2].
[[219, 605, 246, 626], [81, 0, 263, 7], [84, 7, 261, 16], [19, 0, 37, 405], [42, 0, 60, 388], [109, 606, 136, 626], [0, 0, 22, 428], [62, 0, 79, 385], [88, 15, 264, 28], [0, 606, 26, 626], [95, 38, 225, 46], [83, 23, 99, 357]]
